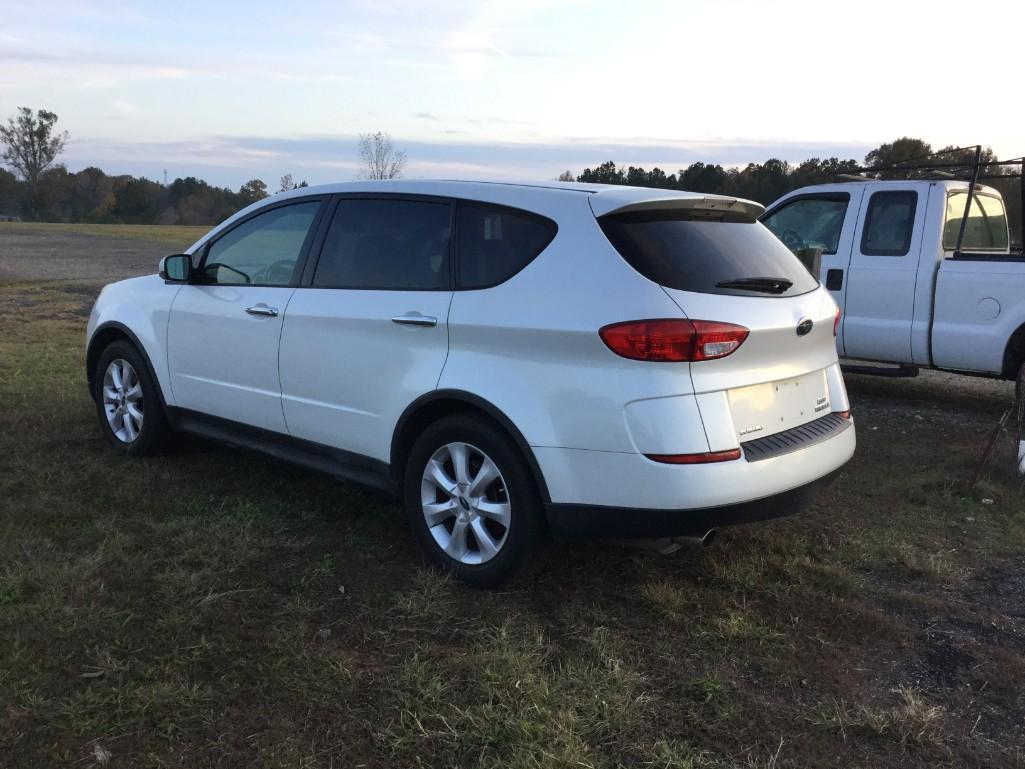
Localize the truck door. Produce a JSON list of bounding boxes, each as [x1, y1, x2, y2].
[[761, 189, 863, 356], [841, 186, 928, 363]]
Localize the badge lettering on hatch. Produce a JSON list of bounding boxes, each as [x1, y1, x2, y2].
[[738, 424, 764, 436], [814, 396, 830, 413]]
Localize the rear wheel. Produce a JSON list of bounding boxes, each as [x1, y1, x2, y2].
[[93, 340, 169, 456], [403, 414, 546, 587]]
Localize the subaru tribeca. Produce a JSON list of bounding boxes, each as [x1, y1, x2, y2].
[[87, 180, 855, 586]]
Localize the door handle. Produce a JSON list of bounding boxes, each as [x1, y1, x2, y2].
[[245, 305, 279, 317], [392, 312, 437, 327], [825, 269, 844, 291]]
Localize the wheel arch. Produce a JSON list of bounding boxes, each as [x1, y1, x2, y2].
[[86, 322, 167, 408], [391, 390, 551, 504], [1002, 321, 1025, 380]]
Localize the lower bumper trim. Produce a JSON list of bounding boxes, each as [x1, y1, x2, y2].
[[544, 472, 838, 540]]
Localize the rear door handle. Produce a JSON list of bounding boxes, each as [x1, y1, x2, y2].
[[392, 312, 437, 327], [245, 304, 279, 317], [825, 269, 844, 291]]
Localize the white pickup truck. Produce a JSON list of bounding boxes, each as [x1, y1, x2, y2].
[[761, 178, 1025, 382]]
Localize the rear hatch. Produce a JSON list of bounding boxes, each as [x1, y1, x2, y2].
[[595, 193, 840, 441]]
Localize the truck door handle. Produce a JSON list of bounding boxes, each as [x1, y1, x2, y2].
[[245, 304, 279, 317], [825, 269, 844, 291], [392, 312, 437, 327]]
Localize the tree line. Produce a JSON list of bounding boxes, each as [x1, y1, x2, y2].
[[0, 109, 406, 224], [567, 138, 1015, 205], [1, 108, 1018, 232]]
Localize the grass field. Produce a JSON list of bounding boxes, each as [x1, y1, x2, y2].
[[2, 227, 1025, 767]]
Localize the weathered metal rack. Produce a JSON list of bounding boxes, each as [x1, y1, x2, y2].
[[836, 145, 1024, 256]]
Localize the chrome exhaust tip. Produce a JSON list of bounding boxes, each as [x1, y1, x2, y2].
[[615, 529, 718, 555], [673, 529, 717, 549]]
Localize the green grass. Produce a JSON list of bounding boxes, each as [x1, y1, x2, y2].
[[2, 281, 1025, 768], [0, 221, 210, 247]]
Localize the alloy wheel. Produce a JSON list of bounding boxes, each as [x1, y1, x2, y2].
[[420, 441, 511, 565], [102, 358, 144, 443]]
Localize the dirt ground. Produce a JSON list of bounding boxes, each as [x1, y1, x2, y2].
[[0, 222, 207, 285]]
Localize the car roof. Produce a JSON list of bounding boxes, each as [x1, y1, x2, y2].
[[785, 178, 996, 194], [188, 179, 765, 254], [276, 177, 750, 201], [272, 178, 763, 219]]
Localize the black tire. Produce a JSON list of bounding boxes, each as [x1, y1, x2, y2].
[[403, 413, 547, 588], [93, 340, 170, 456]]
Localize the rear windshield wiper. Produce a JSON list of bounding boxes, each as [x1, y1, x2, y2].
[[715, 276, 794, 294]]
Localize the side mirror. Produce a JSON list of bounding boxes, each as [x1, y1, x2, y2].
[[794, 246, 822, 279], [159, 254, 192, 282]]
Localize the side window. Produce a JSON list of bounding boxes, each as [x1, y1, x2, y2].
[[201, 201, 320, 286], [458, 203, 557, 289], [860, 190, 917, 256], [761, 195, 850, 255], [312, 198, 452, 290], [943, 192, 1009, 252]]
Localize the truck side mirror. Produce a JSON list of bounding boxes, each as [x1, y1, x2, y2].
[[794, 247, 822, 280], [159, 254, 193, 282]]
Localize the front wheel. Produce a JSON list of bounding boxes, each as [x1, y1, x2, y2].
[[403, 414, 546, 587], [93, 340, 169, 456]]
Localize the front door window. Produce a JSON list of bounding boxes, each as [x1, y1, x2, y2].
[[200, 202, 321, 286]]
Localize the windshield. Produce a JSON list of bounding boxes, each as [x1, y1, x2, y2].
[[599, 211, 819, 297]]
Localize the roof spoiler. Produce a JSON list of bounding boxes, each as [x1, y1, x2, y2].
[[589, 194, 764, 222]]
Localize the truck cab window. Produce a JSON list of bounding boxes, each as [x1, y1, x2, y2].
[[860, 191, 917, 256], [943, 192, 1009, 252], [761, 195, 849, 255]]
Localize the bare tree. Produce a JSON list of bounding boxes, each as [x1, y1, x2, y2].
[[557, 170, 574, 182], [0, 107, 68, 192], [278, 173, 310, 192], [356, 131, 406, 180]]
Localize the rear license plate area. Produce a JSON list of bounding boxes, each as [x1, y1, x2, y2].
[[728, 370, 830, 441]]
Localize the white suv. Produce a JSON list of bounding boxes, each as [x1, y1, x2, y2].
[[87, 180, 855, 586]]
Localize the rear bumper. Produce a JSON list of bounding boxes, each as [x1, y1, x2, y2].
[[545, 470, 838, 539], [534, 415, 854, 538]]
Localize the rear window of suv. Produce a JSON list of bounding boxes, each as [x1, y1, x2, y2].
[[599, 211, 819, 297], [458, 202, 557, 289]]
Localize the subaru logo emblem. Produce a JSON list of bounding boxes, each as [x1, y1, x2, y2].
[[796, 318, 813, 336]]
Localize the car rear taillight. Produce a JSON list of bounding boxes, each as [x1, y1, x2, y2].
[[599, 319, 749, 362], [834, 307, 842, 337], [645, 449, 742, 464]]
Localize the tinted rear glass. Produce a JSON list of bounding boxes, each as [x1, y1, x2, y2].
[[313, 198, 451, 290], [599, 211, 819, 297], [458, 202, 557, 288]]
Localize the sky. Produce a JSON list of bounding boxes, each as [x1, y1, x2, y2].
[[1, 0, 1022, 189]]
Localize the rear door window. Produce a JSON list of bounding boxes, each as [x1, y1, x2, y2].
[[598, 211, 819, 297], [312, 198, 452, 290], [943, 192, 1009, 251], [761, 194, 849, 254], [457, 202, 557, 288], [860, 190, 917, 256]]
